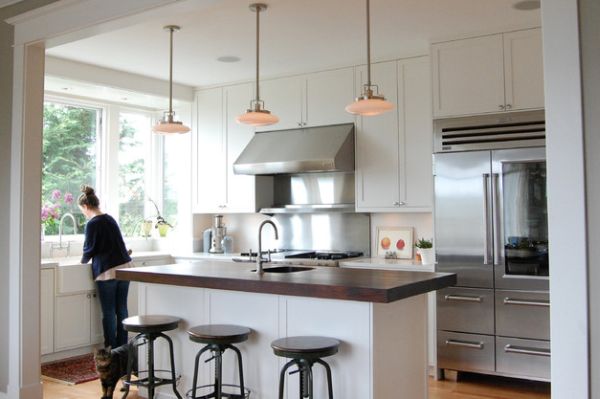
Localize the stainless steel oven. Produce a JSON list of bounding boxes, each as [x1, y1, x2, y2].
[[433, 110, 550, 381]]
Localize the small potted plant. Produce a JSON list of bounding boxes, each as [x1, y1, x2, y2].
[[148, 198, 173, 237], [415, 238, 435, 265]]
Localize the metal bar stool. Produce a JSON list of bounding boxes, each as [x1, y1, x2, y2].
[[187, 324, 252, 399], [121, 315, 183, 399], [271, 336, 340, 399]]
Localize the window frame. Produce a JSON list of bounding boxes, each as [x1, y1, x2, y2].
[[42, 94, 164, 238]]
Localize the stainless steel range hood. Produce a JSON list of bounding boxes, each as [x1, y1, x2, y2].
[[233, 123, 355, 175]]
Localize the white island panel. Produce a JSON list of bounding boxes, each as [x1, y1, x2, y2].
[[138, 283, 428, 399]]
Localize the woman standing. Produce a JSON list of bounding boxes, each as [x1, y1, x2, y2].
[[78, 185, 132, 348]]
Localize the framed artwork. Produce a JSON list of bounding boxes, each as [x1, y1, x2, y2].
[[376, 227, 413, 259]]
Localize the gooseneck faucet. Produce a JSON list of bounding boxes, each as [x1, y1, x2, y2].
[[51, 212, 77, 257], [256, 220, 278, 274]]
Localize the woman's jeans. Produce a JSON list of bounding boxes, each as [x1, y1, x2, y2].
[[95, 279, 130, 348]]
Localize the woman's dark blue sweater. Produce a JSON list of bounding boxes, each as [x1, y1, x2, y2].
[[80, 214, 131, 279]]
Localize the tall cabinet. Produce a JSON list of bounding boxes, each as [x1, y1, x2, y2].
[[194, 84, 272, 213], [431, 28, 544, 118], [355, 56, 433, 212]]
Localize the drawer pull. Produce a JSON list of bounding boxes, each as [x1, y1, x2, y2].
[[445, 339, 484, 349], [504, 344, 550, 357], [503, 298, 550, 307], [444, 294, 483, 303]]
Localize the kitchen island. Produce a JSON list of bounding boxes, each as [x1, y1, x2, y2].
[[117, 261, 456, 399]]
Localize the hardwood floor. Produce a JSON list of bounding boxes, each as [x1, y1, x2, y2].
[[43, 373, 550, 399]]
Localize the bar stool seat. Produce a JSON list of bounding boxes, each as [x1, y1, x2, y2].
[[123, 315, 180, 333], [271, 336, 340, 360], [188, 324, 251, 345], [187, 324, 252, 399], [121, 315, 183, 399], [272, 336, 340, 399]]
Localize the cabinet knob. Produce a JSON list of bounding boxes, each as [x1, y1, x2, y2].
[[86, 293, 91, 299], [297, 122, 302, 127], [393, 201, 406, 207], [498, 104, 506, 110], [505, 104, 512, 109]]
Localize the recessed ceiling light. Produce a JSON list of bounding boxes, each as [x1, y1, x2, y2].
[[217, 56, 241, 63], [61, 87, 70, 91], [513, 0, 540, 10], [121, 97, 128, 101]]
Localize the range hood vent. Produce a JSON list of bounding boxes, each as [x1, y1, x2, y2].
[[434, 110, 545, 152], [233, 123, 355, 175]]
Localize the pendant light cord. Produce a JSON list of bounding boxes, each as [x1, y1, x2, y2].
[[169, 26, 174, 116], [366, 0, 371, 88], [255, 6, 261, 105]]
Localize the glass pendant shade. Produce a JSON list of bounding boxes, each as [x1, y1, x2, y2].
[[153, 115, 191, 134], [238, 3, 278, 127], [345, 95, 394, 116], [236, 110, 279, 126], [154, 25, 190, 135]]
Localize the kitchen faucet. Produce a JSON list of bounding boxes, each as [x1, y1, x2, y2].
[[256, 220, 278, 274], [51, 212, 77, 257]]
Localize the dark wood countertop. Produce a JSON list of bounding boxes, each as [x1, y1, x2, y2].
[[116, 261, 456, 303]]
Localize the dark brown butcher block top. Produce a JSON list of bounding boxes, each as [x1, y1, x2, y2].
[[116, 261, 456, 303]]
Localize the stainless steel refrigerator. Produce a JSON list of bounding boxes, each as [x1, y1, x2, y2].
[[433, 110, 550, 381]]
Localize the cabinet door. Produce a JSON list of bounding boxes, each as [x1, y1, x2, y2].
[[304, 68, 355, 127], [54, 293, 91, 351], [40, 269, 54, 355], [432, 34, 505, 117], [400, 57, 433, 210], [355, 61, 400, 210], [256, 76, 303, 131], [90, 292, 104, 345], [225, 83, 259, 212], [503, 28, 545, 111], [195, 88, 226, 212]]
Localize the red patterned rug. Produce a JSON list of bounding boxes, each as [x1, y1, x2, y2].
[[41, 353, 99, 385]]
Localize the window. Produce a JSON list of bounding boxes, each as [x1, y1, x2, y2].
[[118, 111, 152, 236], [42, 101, 101, 235]]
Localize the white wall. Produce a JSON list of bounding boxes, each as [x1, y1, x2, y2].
[[0, 1, 59, 392], [580, 0, 600, 396], [541, 0, 590, 397]]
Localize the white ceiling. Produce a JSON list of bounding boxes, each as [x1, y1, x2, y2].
[[46, 0, 541, 88]]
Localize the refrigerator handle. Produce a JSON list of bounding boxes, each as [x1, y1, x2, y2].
[[482, 173, 492, 265], [491, 173, 500, 265]]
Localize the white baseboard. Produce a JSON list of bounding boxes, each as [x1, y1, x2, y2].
[[6, 381, 43, 399]]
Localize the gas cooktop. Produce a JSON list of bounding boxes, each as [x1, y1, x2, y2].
[[236, 250, 364, 267]]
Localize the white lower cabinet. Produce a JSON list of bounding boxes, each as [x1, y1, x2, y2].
[[41, 269, 55, 355], [54, 293, 93, 351], [355, 56, 433, 212]]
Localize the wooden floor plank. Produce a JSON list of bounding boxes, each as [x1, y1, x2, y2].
[[42, 373, 550, 399]]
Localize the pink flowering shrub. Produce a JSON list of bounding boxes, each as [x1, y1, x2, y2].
[[41, 189, 74, 234]]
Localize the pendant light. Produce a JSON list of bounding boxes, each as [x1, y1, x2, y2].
[[345, 0, 394, 116], [153, 25, 191, 134], [236, 3, 279, 126]]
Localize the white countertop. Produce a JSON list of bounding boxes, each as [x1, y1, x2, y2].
[[340, 257, 435, 272], [41, 251, 173, 269]]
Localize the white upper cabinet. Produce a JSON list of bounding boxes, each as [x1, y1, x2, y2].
[[195, 88, 226, 213], [355, 57, 433, 212], [256, 67, 355, 131], [503, 28, 545, 111], [432, 28, 544, 117], [401, 57, 433, 209], [355, 61, 400, 210], [304, 68, 355, 127], [194, 84, 272, 214]]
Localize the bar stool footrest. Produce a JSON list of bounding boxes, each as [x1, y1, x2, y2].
[[185, 383, 250, 399], [123, 369, 181, 388]]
